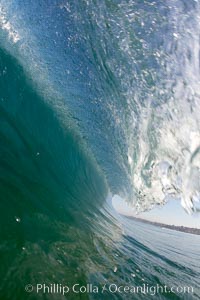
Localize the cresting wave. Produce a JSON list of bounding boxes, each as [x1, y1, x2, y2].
[[1, 1, 200, 300], [1, 0, 200, 215]]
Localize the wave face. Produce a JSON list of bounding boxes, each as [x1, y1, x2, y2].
[[1, 0, 200, 213], [0, 0, 200, 299]]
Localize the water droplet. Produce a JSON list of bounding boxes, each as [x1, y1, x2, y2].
[[173, 32, 178, 38], [128, 155, 133, 165]]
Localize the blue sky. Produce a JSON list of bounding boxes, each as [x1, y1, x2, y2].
[[112, 195, 200, 228]]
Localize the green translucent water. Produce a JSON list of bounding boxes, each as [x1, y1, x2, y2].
[[0, 0, 200, 299]]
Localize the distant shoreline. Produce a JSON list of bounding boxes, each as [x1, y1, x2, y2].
[[125, 216, 200, 236]]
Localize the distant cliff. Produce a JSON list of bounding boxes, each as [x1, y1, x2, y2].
[[126, 216, 200, 236]]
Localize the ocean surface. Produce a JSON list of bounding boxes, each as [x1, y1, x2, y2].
[[0, 0, 200, 299]]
